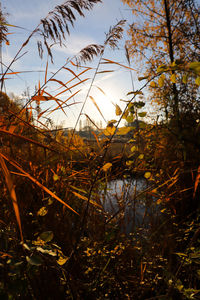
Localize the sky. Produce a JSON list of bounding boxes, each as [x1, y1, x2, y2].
[[1, 0, 145, 129]]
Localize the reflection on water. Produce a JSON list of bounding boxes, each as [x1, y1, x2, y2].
[[101, 178, 158, 233]]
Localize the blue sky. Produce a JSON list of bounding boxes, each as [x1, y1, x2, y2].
[[1, 0, 144, 128]]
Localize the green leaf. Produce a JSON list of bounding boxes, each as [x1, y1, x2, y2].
[[116, 127, 131, 135], [195, 76, 200, 86], [115, 104, 122, 116], [39, 231, 54, 243], [26, 255, 43, 266], [139, 121, 147, 129], [133, 101, 145, 109], [102, 163, 112, 172], [126, 115, 134, 123], [37, 207, 48, 217], [138, 112, 147, 118]]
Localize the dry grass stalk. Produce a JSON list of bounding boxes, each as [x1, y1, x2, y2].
[[0, 155, 23, 242]]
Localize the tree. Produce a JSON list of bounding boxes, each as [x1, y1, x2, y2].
[[122, 0, 200, 119]]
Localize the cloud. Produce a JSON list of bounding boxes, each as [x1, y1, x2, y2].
[[2, 51, 21, 70], [5, 0, 63, 23], [53, 35, 97, 56]]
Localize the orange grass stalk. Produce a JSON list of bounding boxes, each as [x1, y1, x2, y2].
[[0, 155, 23, 242], [0, 152, 79, 216]]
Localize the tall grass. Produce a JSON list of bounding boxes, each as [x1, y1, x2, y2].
[[1, 1, 200, 299], [0, 2, 140, 298]]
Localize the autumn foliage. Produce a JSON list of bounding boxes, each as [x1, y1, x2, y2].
[[0, 0, 200, 299]]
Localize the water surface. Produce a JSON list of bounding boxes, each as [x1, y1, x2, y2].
[[101, 178, 158, 233]]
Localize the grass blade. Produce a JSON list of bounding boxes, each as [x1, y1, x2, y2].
[[89, 95, 106, 122], [0, 152, 79, 215], [101, 58, 136, 71], [0, 129, 59, 153], [55, 78, 89, 97], [71, 191, 102, 208], [0, 155, 23, 242]]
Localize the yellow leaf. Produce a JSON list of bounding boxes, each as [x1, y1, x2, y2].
[[195, 77, 200, 86], [157, 64, 167, 73], [144, 172, 151, 179], [182, 74, 188, 84], [115, 104, 122, 116], [170, 74, 176, 83], [138, 76, 149, 81], [57, 256, 68, 266], [150, 81, 157, 88], [131, 146, 137, 152], [48, 199, 53, 205], [158, 74, 165, 87], [103, 126, 116, 136], [85, 267, 93, 274], [189, 62, 200, 73], [116, 127, 131, 135], [107, 120, 117, 126], [53, 174, 60, 181], [37, 207, 48, 216], [138, 112, 147, 118], [122, 109, 129, 119], [138, 154, 144, 159], [126, 160, 133, 166], [127, 90, 143, 96], [126, 115, 134, 123], [102, 163, 112, 172]]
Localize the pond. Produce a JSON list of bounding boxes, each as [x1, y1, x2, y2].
[[101, 177, 159, 233]]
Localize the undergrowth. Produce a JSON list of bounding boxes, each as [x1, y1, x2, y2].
[[0, 1, 200, 299]]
